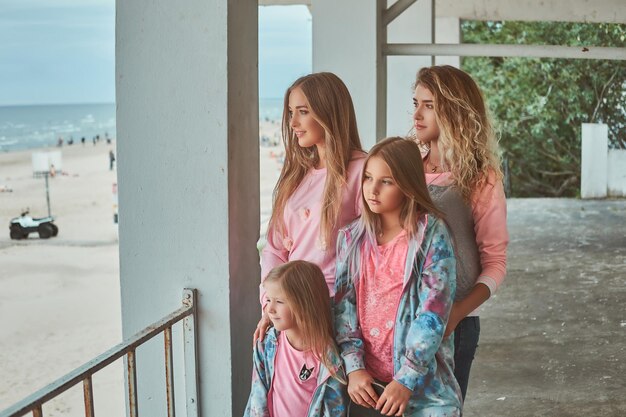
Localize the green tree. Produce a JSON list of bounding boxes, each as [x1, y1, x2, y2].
[[462, 21, 626, 197]]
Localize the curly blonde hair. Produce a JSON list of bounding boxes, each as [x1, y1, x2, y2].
[[413, 65, 502, 203]]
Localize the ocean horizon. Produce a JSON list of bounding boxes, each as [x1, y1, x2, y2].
[[0, 98, 284, 153]]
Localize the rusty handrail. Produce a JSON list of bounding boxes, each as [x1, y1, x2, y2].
[[0, 289, 199, 417]]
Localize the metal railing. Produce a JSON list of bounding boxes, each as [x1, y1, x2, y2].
[[0, 289, 199, 417]]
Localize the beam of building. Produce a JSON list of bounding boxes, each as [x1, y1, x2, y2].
[[261, 0, 626, 24], [436, 0, 626, 24], [385, 43, 626, 60], [258, 0, 310, 5], [383, 0, 418, 26]]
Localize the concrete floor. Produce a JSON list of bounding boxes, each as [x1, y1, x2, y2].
[[464, 198, 626, 417]]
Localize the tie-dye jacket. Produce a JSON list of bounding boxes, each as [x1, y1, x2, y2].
[[244, 327, 349, 417], [334, 214, 462, 416]]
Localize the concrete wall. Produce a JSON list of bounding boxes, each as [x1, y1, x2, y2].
[[312, 0, 382, 149], [116, 1, 259, 416], [580, 123, 626, 199], [386, 0, 433, 139], [581, 124, 608, 198], [312, 0, 441, 147], [435, 16, 461, 68], [608, 150, 626, 197]]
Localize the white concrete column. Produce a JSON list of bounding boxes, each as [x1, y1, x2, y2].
[[581, 123, 608, 198], [116, 1, 259, 416], [386, 0, 433, 138], [312, 0, 385, 150], [435, 16, 461, 68], [607, 150, 626, 197]]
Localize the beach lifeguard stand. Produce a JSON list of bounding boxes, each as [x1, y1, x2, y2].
[[31, 151, 62, 217]]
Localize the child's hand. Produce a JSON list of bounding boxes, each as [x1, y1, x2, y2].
[[253, 313, 271, 345], [376, 380, 411, 416], [347, 369, 378, 408]]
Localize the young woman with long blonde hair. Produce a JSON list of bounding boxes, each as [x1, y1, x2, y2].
[[411, 65, 509, 401], [245, 260, 347, 417], [255, 72, 366, 342], [335, 137, 462, 417]]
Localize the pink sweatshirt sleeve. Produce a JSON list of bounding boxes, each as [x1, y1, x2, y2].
[[259, 227, 289, 306], [471, 174, 509, 295]]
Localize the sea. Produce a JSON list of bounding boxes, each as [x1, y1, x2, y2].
[[0, 98, 284, 153]]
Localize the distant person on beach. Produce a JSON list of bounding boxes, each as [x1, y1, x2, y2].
[[68, 136, 74, 145], [411, 65, 509, 402], [57, 136, 63, 147], [81, 137, 86, 146], [109, 150, 116, 171], [254, 72, 366, 343]]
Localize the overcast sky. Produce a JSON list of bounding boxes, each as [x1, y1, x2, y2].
[[0, 2, 311, 106]]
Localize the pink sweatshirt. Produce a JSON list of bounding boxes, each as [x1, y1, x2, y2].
[[260, 151, 367, 303], [425, 170, 508, 296]]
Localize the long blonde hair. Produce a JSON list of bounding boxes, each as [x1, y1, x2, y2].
[[264, 260, 342, 379], [269, 72, 363, 248], [343, 138, 444, 278], [413, 65, 502, 202]]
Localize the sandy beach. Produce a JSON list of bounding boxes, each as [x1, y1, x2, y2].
[[0, 141, 124, 415], [0, 120, 283, 415]]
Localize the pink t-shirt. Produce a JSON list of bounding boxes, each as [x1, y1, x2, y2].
[[358, 230, 408, 382], [269, 332, 320, 417], [261, 151, 367, 303]]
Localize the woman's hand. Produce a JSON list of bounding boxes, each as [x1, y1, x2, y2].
[[347, 369, 378, 408], [445, 284, 491, 338], [444, 303, 462, 338], [376, 380, 411, 416], [253, 313, 271, 345]]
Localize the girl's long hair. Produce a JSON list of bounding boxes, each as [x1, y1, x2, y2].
[[413, 65, 502, 203], [264, 260, 342, 380], [342, 137, 444, 280], [268, 72, 363, 249]]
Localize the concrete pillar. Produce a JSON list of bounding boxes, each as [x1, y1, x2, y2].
[[581, 123, 608, 198], [607, 150, 626, 197], [435, 17, 461, 68], [386, 0, 433, 138], [116, 1, 259, 416], [312, 0, 385, 150]]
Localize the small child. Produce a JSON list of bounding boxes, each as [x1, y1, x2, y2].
[[334, 138, 461, 417], [245, 261, 348, 417]]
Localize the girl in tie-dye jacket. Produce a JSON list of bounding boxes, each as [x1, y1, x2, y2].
[[245, 261, 348, 417], [244, 327, 348, 417], [334, 138, 462, 417]]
